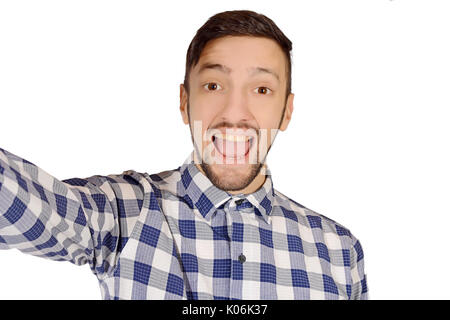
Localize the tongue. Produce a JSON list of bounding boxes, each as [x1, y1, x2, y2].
[[214, 137, 250, 158]]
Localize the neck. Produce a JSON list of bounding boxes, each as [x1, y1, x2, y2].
[[226, 168, 267, 195]]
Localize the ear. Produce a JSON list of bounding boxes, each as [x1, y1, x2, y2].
[[179, 84, 189, 125], [279, 93, 294, 132]]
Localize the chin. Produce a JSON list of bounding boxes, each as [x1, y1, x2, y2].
[[200, 162, 262, 192]]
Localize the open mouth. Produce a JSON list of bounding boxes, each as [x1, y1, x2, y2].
[[212, 133, 255, 160]]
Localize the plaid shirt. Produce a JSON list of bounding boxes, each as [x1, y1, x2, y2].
[[0, 147, 368, 299]]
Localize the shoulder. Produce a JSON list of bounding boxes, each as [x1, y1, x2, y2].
[[273, 189, 361, 250], [67, 166, 182, 205], [118, 167, 182, 197]]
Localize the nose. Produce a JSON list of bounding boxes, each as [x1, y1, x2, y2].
[[216, 88, 253, 124]]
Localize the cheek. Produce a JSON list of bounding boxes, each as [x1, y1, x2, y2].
[[249, 105, 284, 130], [189, 94, 222, 125], [190, 106, 215, 128], [188, 104, 217, 146], [249, 103, 285, 146]]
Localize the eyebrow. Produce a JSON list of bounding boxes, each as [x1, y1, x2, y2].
[[198, 63, 231, 74], [198, 63, 280, 82], [250, 66, 280, 82]]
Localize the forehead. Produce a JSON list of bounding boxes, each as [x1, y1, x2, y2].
[[194, 35, 287, 76]]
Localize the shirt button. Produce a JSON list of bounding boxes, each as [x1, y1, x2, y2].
[[238, 253, 246, 264], [235, 199, 245, 206]]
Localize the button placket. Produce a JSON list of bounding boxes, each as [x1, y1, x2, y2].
[[227, 204, 245, 299], [238, 211, 262, 299]]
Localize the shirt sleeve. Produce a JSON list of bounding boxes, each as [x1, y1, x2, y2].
[[350, 237, 369, 299], [0, 147, 146, 277]]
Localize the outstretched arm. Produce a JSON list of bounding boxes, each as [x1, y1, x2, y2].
[[0, 147, 145, 277]]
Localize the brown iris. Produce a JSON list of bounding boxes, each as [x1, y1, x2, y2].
[[207, 83, 218, 90], [257, 87, 268, 94]]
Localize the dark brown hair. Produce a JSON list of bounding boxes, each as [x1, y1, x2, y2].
[[183, 10, 293, 101]]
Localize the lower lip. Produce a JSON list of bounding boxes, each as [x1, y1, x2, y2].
[[212, 137, 253, 164]]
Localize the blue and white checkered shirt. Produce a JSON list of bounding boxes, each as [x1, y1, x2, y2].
[[0, 147, 368, 299]]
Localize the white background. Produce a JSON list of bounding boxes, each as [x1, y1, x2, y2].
[[0, 0, 449, 300]]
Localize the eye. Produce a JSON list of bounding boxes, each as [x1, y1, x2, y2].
[[203, 82, 222, 91], [254, 87, 272, 95]]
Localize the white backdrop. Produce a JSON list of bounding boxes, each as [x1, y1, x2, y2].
[[0, 0, 449, 300]]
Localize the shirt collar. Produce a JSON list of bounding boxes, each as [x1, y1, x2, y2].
[[178, 152, 275, 224]]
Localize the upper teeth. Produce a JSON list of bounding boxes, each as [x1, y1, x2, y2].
[[215, 134, 251, 142]]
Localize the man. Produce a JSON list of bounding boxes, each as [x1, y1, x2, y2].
[[0, 10, 367, 299]]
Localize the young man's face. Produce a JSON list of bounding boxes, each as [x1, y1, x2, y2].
[[180, 35, 294, 193]]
